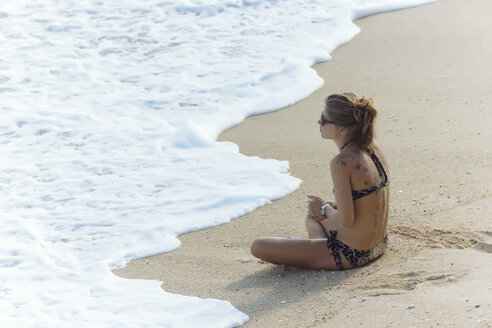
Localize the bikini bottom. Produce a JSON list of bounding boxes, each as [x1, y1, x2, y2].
[[327, 230, 388, 270]]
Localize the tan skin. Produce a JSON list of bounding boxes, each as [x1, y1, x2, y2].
[[250, 105, 390, 270]]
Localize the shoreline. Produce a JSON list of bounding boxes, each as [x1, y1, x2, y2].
[[115, 0, 492, 326]]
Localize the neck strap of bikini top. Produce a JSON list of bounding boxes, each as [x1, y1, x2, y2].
[[340, 139, 354, 152]]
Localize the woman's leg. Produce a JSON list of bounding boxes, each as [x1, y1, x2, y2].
[[251, 237, 341, 270], [305, 214, 328, 239]]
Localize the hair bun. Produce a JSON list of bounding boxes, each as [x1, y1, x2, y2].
[[355, 97, 374, 109], [353, 97, 375, 122]]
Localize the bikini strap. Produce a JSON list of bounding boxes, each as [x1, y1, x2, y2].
[[327, 230, 344, 270], [368, 148, 388, 185]]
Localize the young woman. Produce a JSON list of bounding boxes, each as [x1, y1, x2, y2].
[[250, 93, 390, 270]]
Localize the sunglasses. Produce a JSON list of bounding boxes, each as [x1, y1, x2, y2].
[[320, 114, 338, 126]]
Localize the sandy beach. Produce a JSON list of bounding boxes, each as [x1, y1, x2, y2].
[[115, 0, 492, 326]]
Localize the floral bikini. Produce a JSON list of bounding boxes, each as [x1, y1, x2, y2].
[[327, 147, 389, 270]]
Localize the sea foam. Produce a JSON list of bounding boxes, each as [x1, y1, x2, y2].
[[0, 0, 432, 326]]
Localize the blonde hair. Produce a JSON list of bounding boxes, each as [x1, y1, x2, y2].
[[325, 93, 377, 149]]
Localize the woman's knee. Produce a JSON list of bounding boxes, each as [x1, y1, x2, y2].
[[250, 238, 264, 258], [305, 214, 314, 228], [305, 215, 328, 239], [250, 237, 273, 259]]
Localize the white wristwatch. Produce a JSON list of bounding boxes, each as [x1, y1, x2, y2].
[[320, 203, 330, 216]]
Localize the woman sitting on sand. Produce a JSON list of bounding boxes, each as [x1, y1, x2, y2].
[[251, 93, 389, 270]]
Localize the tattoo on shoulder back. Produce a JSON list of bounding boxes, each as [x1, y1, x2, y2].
[[336, 153, 362, 168]]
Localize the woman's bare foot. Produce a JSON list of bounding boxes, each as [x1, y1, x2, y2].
[[281, 264, 300, 272]]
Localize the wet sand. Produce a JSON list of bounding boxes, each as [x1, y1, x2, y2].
[[115, 0, 492, 326]]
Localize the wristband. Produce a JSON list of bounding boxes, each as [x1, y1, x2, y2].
[[320, 203, 330, 216]]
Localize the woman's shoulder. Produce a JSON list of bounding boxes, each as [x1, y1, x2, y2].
[[368, 140, 389, 170], [369, 140, 382, 154], [331, 146, 364, 170]]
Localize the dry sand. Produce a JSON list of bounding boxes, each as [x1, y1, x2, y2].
[[115, 0, 492, 326]]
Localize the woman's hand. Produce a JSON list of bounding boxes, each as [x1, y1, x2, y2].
[[307, 195, 326, 221], [326, 200, 337, 209]]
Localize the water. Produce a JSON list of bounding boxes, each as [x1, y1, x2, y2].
[[0, 0, 432, 326]]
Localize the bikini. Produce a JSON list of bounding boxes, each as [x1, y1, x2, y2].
[[327, 231, 388, 270], [326, 144, 389, 270]]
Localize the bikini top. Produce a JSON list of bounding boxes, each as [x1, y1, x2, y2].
[[351, 148, 389, 200]]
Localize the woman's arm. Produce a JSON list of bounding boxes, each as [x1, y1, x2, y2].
[[307, 196, 337, 217], [321, 158, 355, 228]]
